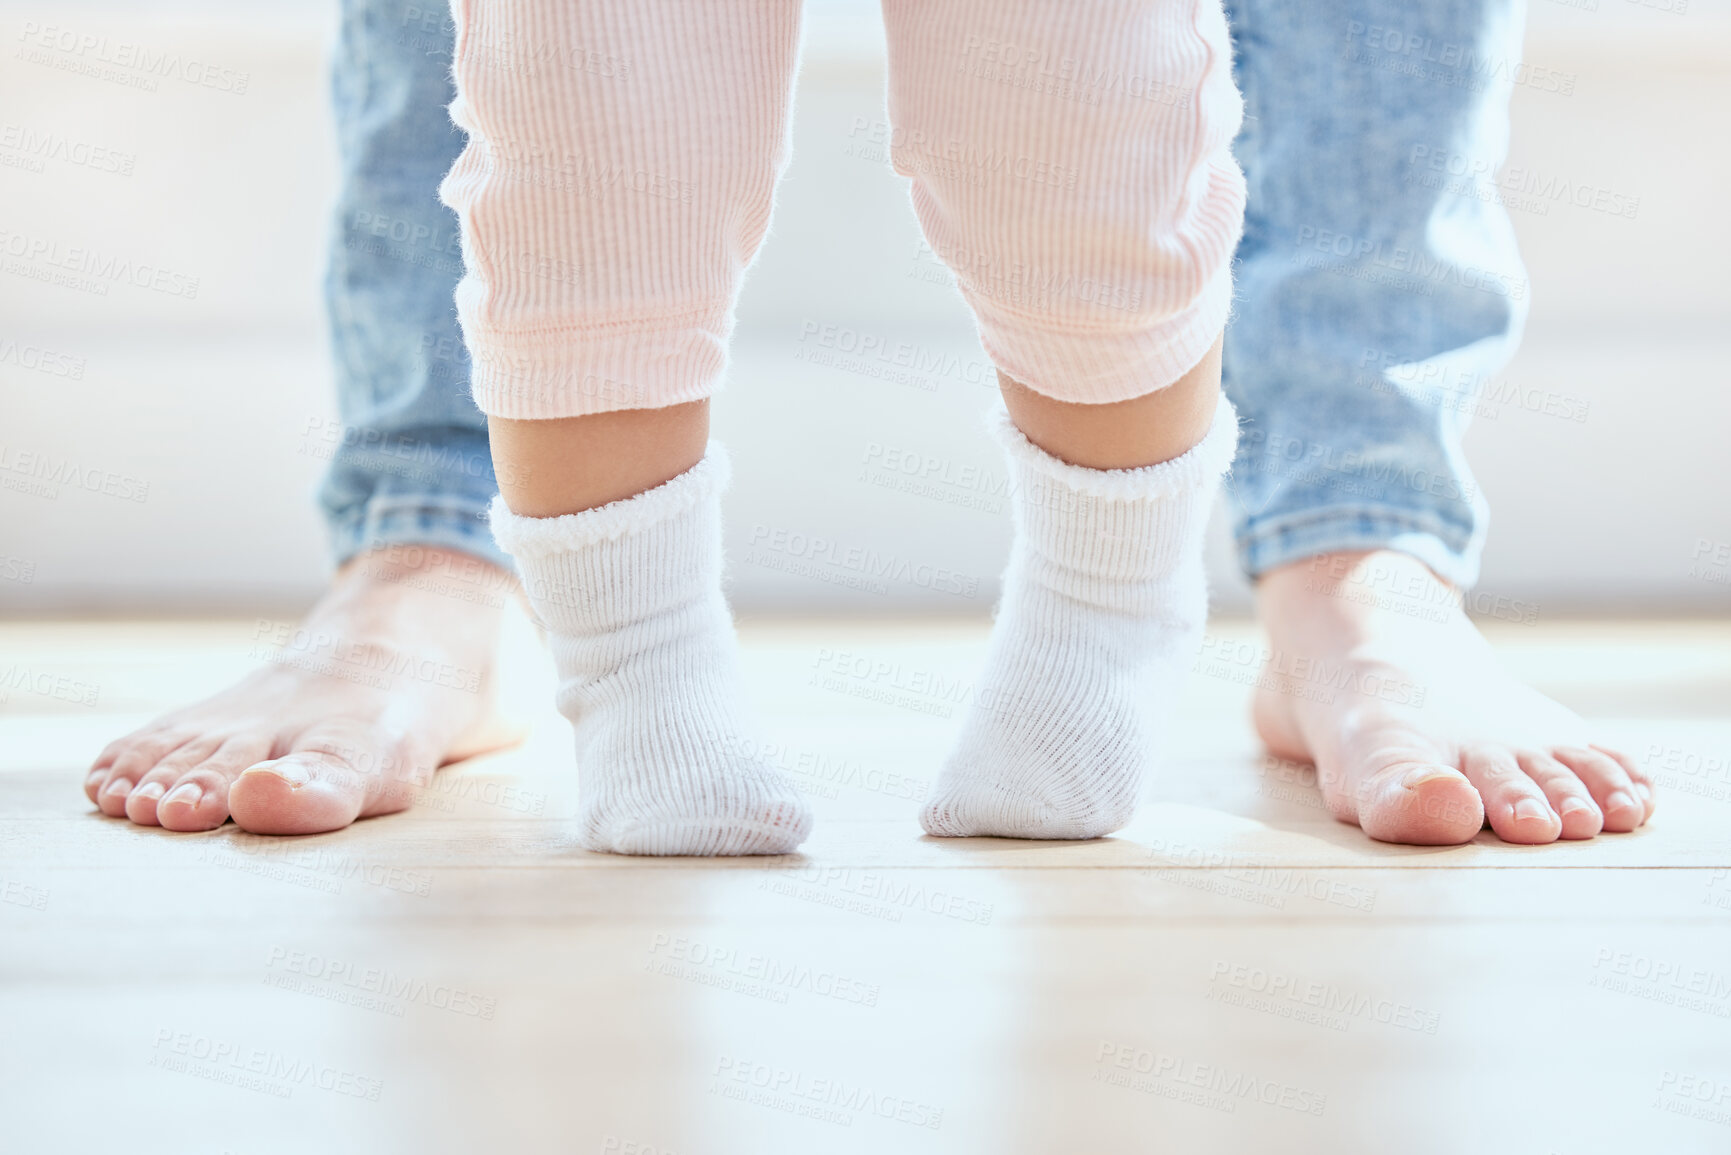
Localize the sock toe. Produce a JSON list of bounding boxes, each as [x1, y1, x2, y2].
[[604, 809, 810, 856], [922, 780, 1131, 841]]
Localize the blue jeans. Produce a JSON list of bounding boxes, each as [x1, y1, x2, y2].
[[319, 0, 507, 569], [1222, 0, 1527, 587], [322, 0, 1526, 588]]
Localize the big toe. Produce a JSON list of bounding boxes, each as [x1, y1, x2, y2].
[[228, 754, 367, 836], [1355, 763, 1485, 846]]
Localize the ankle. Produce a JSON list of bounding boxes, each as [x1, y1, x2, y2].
[[341, 544, 513, 587], [1255, 553, 1485, 661], [997, 336, 1223, 471]]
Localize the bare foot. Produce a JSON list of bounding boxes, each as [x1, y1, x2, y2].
[[1252, 551, 1657, 846], [84, 547, 522, 835]]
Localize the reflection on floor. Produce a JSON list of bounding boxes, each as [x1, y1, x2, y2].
[[2, 615, 1729, 1154]]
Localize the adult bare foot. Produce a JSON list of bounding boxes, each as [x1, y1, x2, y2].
[[1253, 550, 1657, 846], [84, 546, 521, 835]]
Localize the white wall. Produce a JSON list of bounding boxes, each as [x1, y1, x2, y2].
[[2, 0, 1728, 615]]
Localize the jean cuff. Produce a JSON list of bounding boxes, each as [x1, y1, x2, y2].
[[1236, 506, 1481, 589], [327, 492, 513, 572]]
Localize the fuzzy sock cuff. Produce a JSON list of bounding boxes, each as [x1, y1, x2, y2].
[[487, 445, 731, 560], [488, 445, 732, 639], [988, 394, 1239, 503]]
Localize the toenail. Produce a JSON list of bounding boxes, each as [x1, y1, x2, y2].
[[244, 761, 309, 786], [1512, 798, 1553, 823], [103, 778, 133, 797], [162, 782, 202, 807], [1634, 783, 1652, 803], [85, 770, 106, 787], [1559, 798, 1594, 817], [1608, 789, 1639, 814], [133, 781, 165, 801], [1401, 767, 1458, 789]]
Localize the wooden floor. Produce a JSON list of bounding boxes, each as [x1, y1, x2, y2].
[[3, 614, 1730, 1154]]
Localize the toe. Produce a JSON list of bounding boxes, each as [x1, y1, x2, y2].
[[1353, 762, 1484, 845], [86, 731, 145, 802], [90, 729, 198, 816], [155, 736, 269, 832], [97, 773, 136, 817], [123, 738, 224, 827], [83, 767, 110, 806], [1462, 747, 1560, 844], [1553, 747, 1647, 833], [1517, 750, 1602, 839], [123, 778, 168, 826], [154, 772, 233, 833], [1591, 744, 1657, 823]]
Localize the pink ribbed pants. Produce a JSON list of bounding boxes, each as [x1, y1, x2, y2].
[[439, 1, 1245, 418]]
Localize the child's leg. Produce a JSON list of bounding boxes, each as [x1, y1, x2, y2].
[[879, 0, 1246, 838], [441, 0, 810, 855]]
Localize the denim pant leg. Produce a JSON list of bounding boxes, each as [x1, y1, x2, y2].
[[1222, 0, 1530, 588], [318, 0, 508, 570]]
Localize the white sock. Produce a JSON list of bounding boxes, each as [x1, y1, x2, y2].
[[489, 445, 812, 856], [921, 396, 1239, 840]]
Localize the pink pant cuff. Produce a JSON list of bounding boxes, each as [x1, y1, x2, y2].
[[465, 309, 730, 419], [975, 265, 1233, 405]]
